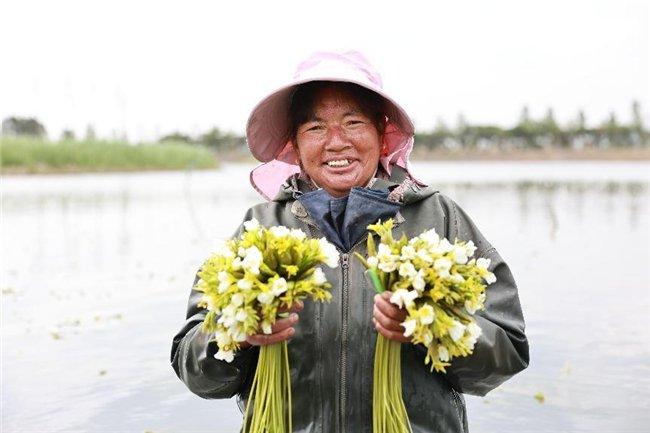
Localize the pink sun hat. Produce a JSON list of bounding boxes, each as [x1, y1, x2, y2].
[[246, 50, 419, 200]]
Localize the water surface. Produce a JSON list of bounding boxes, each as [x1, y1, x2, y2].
[[2, 161, 649, 432]]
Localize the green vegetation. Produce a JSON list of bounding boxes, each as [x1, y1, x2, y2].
[[0, 137, 218, 173], [414, 103, 648, 151], [1, 100, 647, 174]]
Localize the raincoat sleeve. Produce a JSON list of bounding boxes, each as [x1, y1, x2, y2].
[[170, 219, 259, 400], [434, 195, 530, 397]]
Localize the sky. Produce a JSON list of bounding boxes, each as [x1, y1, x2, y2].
[[1, 0, 648, 142]]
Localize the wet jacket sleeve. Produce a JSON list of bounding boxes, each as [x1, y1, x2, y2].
[[170, 273, 259, 399], [170, 219, 259, 400], [437, 196, 530, 397]]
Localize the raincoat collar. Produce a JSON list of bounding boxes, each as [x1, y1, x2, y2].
[[274, 165, 437, 206]]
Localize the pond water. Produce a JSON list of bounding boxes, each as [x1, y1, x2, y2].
[[2, 161, 649, 432]]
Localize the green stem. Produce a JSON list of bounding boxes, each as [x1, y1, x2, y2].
[[373, 335, 413, 433], [241, 343, 292, 433]]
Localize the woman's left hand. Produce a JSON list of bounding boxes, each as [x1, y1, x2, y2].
[[372, 291, 412, 343]]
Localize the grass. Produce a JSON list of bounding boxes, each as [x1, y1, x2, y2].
[[0, 137, 218, 174]]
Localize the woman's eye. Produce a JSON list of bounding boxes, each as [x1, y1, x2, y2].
[[302, 124, 323, 133]]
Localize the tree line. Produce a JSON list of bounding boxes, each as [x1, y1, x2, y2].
[[2, 101, 647, 151]]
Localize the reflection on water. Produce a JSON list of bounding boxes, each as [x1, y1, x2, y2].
[[1, 162, 649, 432]]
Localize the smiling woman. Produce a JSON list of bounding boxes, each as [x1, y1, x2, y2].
[[171, 50, 529, 433]]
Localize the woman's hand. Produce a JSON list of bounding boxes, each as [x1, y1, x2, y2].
[[373, 292, 411, 343], [239, 300, 304, 348]]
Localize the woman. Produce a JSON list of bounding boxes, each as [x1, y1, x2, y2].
[[171, 51, 529, 432]]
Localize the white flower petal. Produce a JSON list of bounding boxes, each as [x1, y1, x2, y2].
[[230, 293, 244, 307], [215, 349, 234, 363], [237, 279, 253, 290], [402, 319, 417, 337], [398, 262, 417, 278], [400, 245, 416, 260], [453, 245, 468, 264], [290, 228, 306, 240], [312, 268, 327, 285], [449, 320, 466, 342], [464, 240, 477, 257], [256, 292, 274, 305], [390, 289, 409, 309], [270, 226, 290, 237], [242, 246, 263, 275], [434, 258, 452, 277], [438, 345, 450, 362], [413, 270, 426, 292], [419, 304, 435, 325], [271, 278, 288, 296], [235, 309, 248, 322], [420, 229, 440, 245], [477, 257, 491, 271], [319, 238, 340, 268], [243, 218, 260, 232]]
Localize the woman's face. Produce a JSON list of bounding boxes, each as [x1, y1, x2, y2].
[[293, 86, 383, 198]]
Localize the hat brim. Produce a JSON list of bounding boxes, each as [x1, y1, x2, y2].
[[246, 77, 415, 163]]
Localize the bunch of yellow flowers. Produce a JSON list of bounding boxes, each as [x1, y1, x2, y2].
[[196, 218, 338, 362], [358, 219, 495, 373], [356, 220, 496, 372], [195, 218, 338, 433], [356, 219, 496, 433]]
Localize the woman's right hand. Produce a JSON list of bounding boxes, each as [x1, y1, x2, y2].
[[239, 300, 304, 348]]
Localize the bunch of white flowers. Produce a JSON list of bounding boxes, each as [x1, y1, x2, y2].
[[195, 219, 339, 433], [195, 218, 339, 362], [356, 219, 496, 373]]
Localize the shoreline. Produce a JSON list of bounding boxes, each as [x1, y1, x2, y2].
[[2, 148, 648, 175], [408, 147, 650, 161]]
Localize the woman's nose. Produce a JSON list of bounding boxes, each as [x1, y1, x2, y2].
[[324, 126, 351, 151]]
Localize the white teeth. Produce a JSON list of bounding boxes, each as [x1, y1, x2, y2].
[[327, 159, 350, 167]]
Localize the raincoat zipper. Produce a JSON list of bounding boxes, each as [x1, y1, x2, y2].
[[339, 252, 349, 433], [291, 202, 405, 432]]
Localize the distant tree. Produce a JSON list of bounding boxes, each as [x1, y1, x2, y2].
[[85, 124, 96, 141], [567, 109, 591, 149], [510, 106, 541, 148], [630, 100, 648, 146], [415, 118, 452, 149], [575, 110, 587, 132], [631, 100, 643, 131], [600, 112, 629, 148], [541, 108, 567, 147], [1, 116, 47, 137], [455, 113, 472, 147], [159, 132, 193, 144], [61, 129, 76, 141], [199, 127, 223, 148], [519, 106, 531, 124], [199, 127, 245, 150]]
